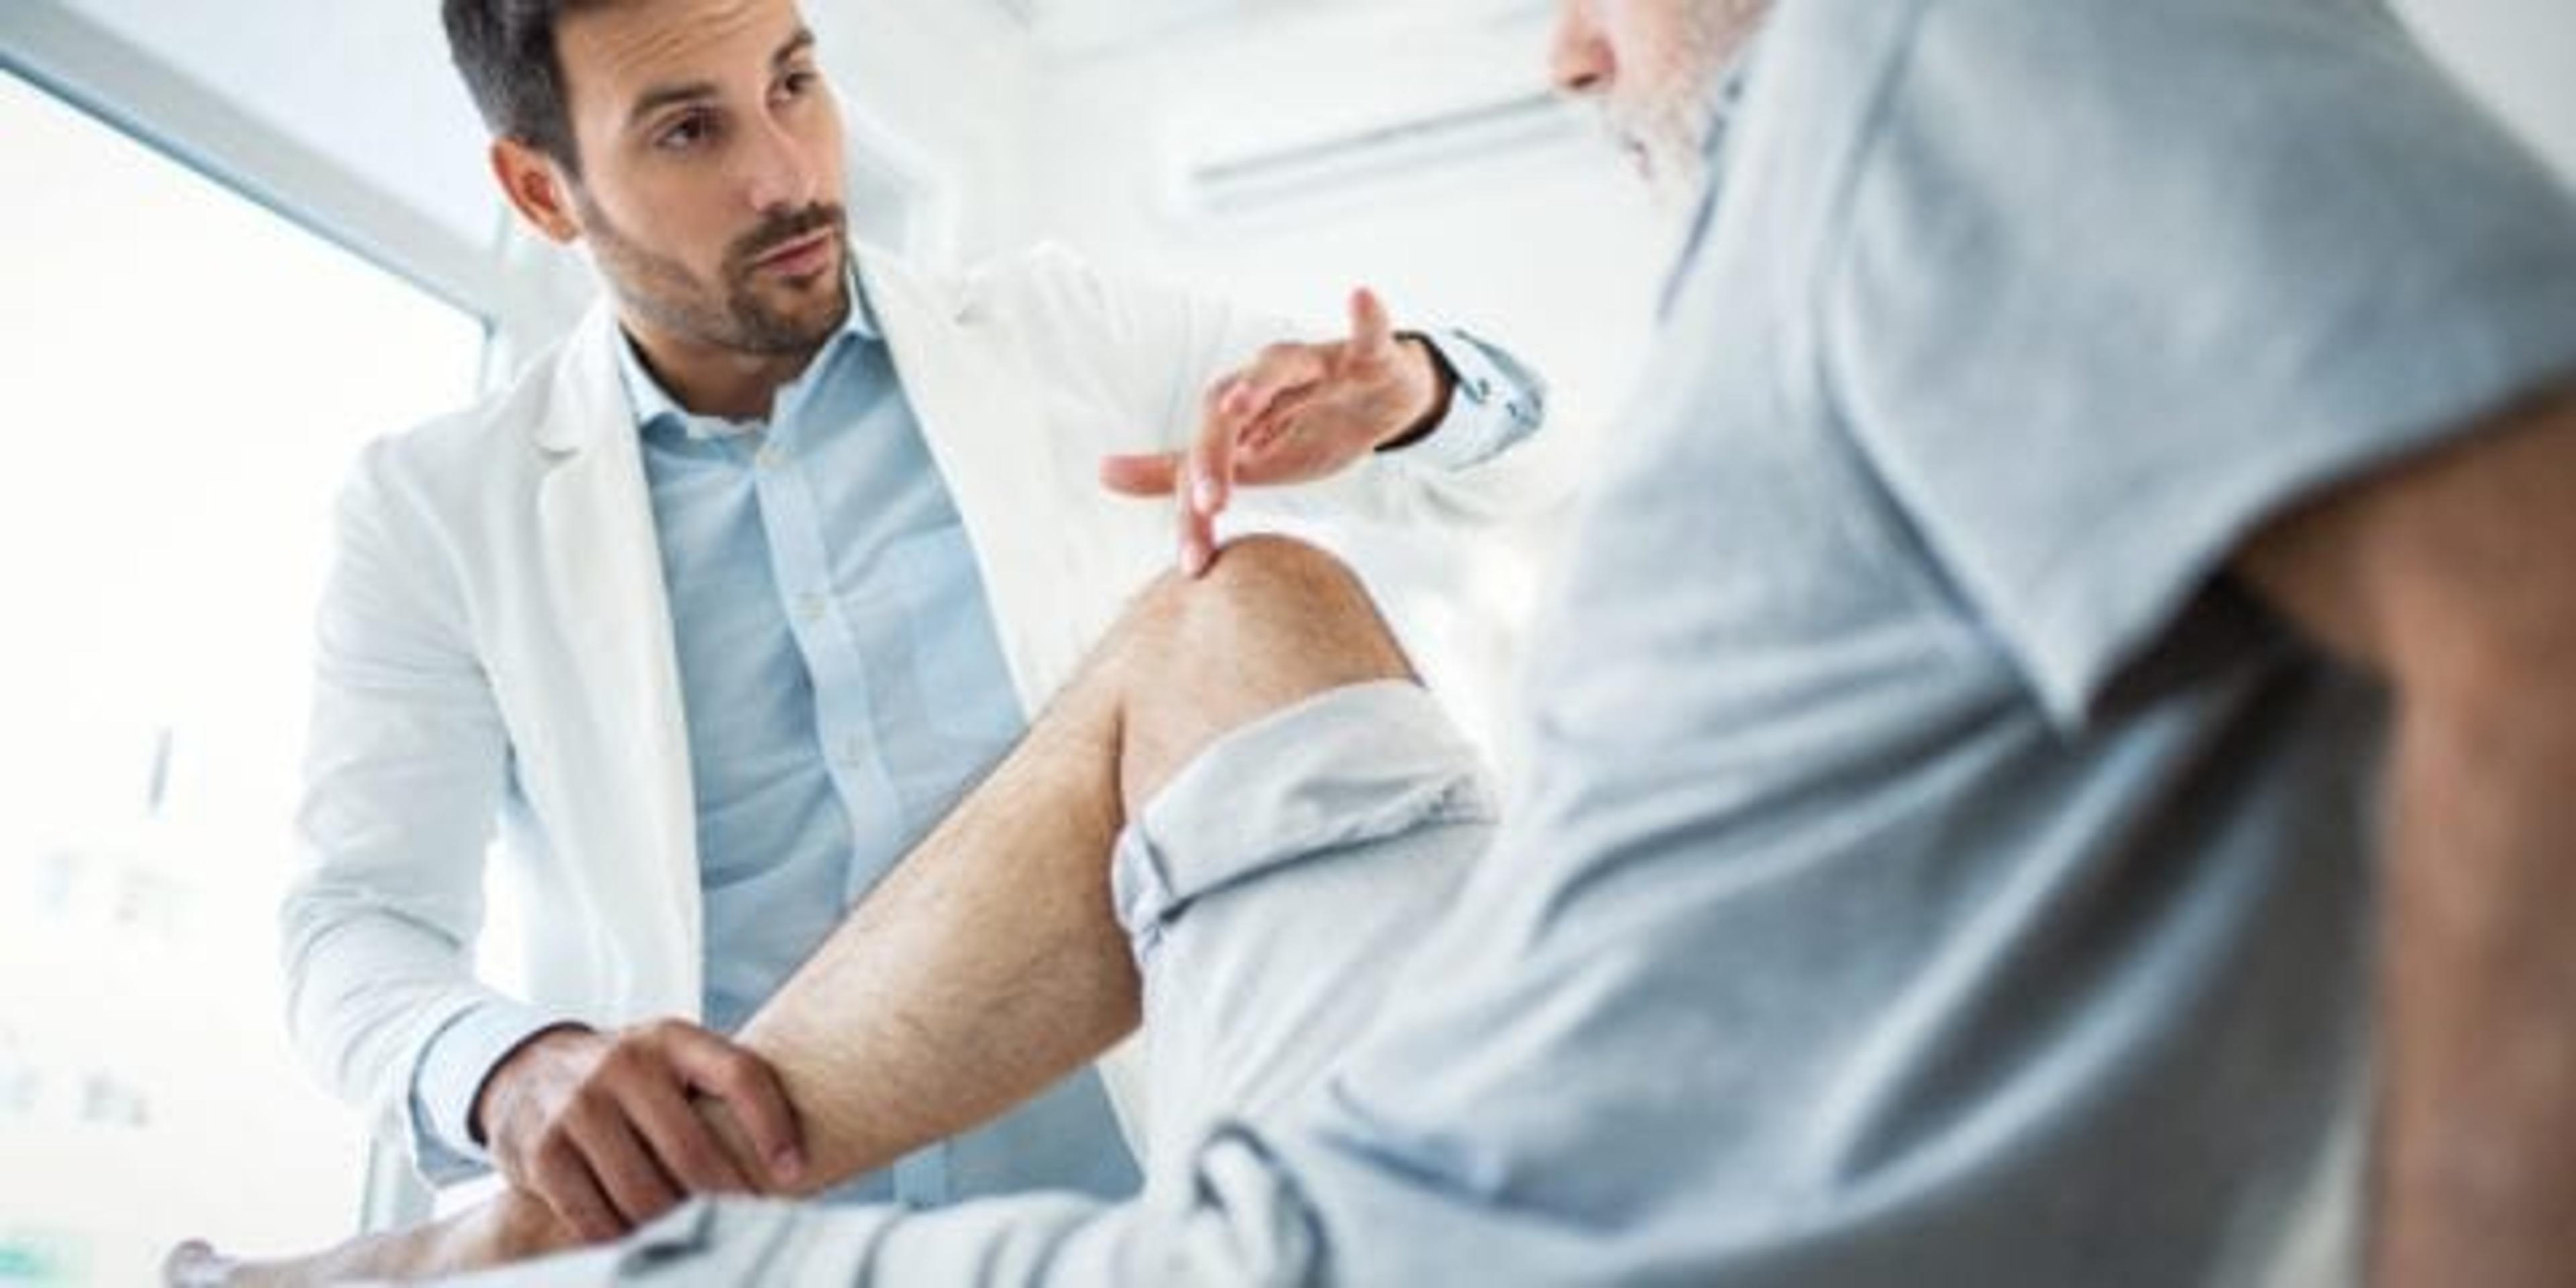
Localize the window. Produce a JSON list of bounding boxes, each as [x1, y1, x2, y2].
[[0, 70, 485, 1283]]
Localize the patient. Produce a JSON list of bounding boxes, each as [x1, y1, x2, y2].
[[183, 0, 2576, 1281]]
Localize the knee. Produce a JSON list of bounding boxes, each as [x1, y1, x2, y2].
[[1130, 535, 1409, 685], [1138, 533, 1345, 606], [1107, 535, 1417, 814], [1205, 531, 1348, 586]]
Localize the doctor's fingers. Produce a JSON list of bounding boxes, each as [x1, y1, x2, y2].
[[562, 1104, 684, 1230], [1214, 346, 1328, 429], [624, 1075, 759, 1196], [527, 1133, 631, 1242], [1179, 385, 1250, 576], [1098, 450, 1183, 496], [1101, 391, 1332, 502], [1100, 395, 1304, 495], [659, 1025, 806, 1187], [1235, 417, 1340, 486], [1096, 415, 1320, 499]]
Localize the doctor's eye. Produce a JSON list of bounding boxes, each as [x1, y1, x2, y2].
[[655, 111, 718, 152]]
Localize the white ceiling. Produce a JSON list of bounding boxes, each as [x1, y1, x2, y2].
[[994, 0, 1552, 58]]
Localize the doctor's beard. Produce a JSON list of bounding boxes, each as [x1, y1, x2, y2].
[[578, 194, 853, 358]]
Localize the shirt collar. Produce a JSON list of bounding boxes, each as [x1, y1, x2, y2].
[[1701, 37, 1760, 174], [614, 265, 880, 440], [1658, 40, 1764, 321]]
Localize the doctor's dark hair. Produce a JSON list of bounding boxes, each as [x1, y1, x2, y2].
[[441, 0, 603, 173]]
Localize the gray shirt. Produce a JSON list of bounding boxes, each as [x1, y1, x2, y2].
[[1276, 0, 2576, 1282]]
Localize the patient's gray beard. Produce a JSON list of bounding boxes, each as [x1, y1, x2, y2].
[[1628, 0, 1770, 209]]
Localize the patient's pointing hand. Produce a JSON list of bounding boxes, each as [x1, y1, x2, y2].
[[473, 1020, 804, 1242], [1099, 287, 1451, 576]]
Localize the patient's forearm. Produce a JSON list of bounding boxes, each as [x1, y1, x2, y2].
[[732, 684, 1144, 1195], [2377, 690, 2576, 1285]]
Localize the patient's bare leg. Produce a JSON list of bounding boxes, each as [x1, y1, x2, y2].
[[181, 537, 1414, 1285], [737, 537, 1417, 1177]]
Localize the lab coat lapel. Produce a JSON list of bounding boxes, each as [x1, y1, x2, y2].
[[858, 254, 1077, 713], [529, 305, 704, 1014]]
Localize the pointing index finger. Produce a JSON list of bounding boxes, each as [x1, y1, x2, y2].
[[1181, 386, 1242, 576]]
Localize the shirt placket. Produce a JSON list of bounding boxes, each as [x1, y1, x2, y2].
[[743, 426, 900, 851], [739, 400, 955, 1210]]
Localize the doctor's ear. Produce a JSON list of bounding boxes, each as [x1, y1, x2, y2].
[[490, 137, 583, 244]]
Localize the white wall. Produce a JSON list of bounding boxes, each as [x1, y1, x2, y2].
[[39, 0, 495, 246], [811, 0, 1041, 266], [2398, 0, 2576, 182]]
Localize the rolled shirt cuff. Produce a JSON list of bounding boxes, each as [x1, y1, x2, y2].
[[1110, 679, 1497, 961], [409, 998, 579, 1183]]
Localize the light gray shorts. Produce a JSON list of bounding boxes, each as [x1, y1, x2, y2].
[[434, 681, 1498, 1287]]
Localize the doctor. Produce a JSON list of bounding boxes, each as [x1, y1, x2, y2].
[[281, 0, 1546, 1243]]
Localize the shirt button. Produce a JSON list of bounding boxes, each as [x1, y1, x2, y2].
[[755, 443, 788, 470], [796, 593, 826, 622]]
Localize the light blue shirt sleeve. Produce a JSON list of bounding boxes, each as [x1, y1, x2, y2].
[[1393, 327, 1548, 472], [407, 998, 578, 1181]]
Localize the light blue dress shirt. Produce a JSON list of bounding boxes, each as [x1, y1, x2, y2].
[[408, 270, 1544, 1201]]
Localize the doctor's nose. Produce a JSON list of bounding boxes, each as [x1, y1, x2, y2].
[[740, 113, 823, 215]]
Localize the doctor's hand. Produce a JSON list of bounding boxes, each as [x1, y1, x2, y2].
[[472, 1020, 805, 1242], [1099, 287, 1453, 576]]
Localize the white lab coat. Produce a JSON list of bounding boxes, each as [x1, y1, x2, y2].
[[280, 243, 1531, 1168]]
